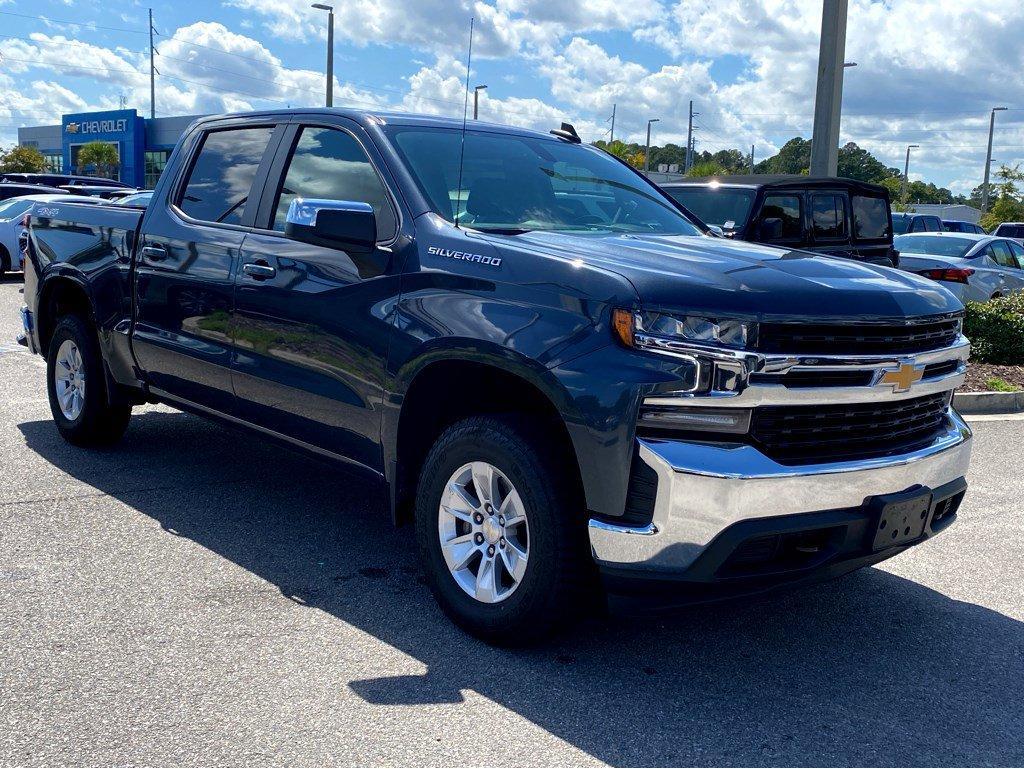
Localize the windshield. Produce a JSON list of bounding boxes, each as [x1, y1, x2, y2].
[[894, 234, 976, 257], [384, 126, 702, 236], [0, 198, 33, 221], [663, 187, 754, 229]]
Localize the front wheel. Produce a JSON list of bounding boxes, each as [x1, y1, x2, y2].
[[414, 416, 590, 644], [46, 314, 132, 446]]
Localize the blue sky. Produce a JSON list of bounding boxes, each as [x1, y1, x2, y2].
[[1, 0, 1023, 195]]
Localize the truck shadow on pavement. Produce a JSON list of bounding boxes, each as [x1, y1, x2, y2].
[[19, 411, 1023, 766]]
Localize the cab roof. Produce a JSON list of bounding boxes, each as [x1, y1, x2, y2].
[[192, 107, 566, 143]]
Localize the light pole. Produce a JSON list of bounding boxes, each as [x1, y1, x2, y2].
[[809, 0, 849, 176], [644, 118, 660, 174], [901, 144, 920, 204], [473, 85, 487, 120], [982, 106, 1008, 213], [312, 3, 334, 108]]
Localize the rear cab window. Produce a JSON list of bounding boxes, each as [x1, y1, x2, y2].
[[176, 126, 277, 225]]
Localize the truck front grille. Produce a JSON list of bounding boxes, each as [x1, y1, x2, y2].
[[757, 318, 961, 355], [751, 393, 950, 464]]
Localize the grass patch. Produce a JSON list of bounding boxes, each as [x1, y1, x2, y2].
[[984, 376, 1021, 393]]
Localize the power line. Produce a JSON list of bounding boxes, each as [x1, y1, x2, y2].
[[0, 9, 147, 35]]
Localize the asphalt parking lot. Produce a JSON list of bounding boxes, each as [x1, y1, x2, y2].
[[1, 274, 1022, 767]]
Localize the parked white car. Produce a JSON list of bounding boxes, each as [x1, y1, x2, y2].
[[0, 194, 106, 276], [895, 232, 1024, 303]]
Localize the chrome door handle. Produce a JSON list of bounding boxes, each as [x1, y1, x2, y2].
[[141, 244, 167, 261], [242, 261, 276, 280]]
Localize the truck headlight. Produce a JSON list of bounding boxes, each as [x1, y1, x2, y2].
[[613, 309, 754, 352]]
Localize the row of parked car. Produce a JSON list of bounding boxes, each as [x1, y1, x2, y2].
[[0, 173, 152, 276], [661, 175, 1024, 303]]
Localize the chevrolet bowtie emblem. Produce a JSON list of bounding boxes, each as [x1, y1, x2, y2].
[[879, 362, 925, 393]]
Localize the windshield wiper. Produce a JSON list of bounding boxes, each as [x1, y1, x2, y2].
[[470, 226, 534, 235]]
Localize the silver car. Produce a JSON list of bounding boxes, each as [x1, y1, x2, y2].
[[895, 232, 1024, 302]]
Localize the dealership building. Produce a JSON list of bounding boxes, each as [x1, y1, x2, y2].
[[17, 108, 201, 189]]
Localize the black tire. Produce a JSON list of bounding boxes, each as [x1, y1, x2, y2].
[[46, 314, 131, 446], [0, 245, 9, 277], [414, 416, 590, 645]]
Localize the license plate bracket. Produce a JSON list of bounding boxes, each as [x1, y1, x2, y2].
[[871, 488, 932, 551]]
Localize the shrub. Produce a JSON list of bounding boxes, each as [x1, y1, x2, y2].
[[964, 294, 1024, 365]]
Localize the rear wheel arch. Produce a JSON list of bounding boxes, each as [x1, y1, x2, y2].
[[392, 357, 584, 526], [38, 277, 94, 357]]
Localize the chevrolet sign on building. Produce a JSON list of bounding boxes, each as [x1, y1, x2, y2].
[[17, 108, 202, 188]]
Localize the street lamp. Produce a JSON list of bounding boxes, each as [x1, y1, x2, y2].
[[982, 106, 1008, 213], [644, 118, 660, 174], [901, 144, 920, 203], [473, 85, 487, 120], [312, 3, 334, 108]]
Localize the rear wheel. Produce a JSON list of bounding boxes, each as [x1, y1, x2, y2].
[[46, 314, 131, 446], [414, 416, 589, 644]]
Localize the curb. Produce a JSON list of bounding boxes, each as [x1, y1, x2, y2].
[[953, 390, 1024, 415]]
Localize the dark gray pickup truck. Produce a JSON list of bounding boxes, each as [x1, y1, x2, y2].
[[19, 109, 972, 643]]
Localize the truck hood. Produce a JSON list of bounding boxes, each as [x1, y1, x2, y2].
[[487, 230, 962, 321]]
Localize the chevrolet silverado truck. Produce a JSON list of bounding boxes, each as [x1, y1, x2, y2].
[[18, 110, 972, 643]]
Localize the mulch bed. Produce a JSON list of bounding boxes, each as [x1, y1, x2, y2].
[[962, 362, 1024, 392]]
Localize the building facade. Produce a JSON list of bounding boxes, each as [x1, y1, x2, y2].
[[18, 109, 202, 189]]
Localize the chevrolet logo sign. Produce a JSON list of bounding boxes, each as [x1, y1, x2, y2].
[[878, 362, 925, 393], [65, 123, 79, 133]]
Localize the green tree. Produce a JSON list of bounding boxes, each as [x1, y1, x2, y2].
[[687, 160, 726, 177], [0, 144, 46, 173], [76, 141, 120, 178], [836, 142, 900, 182], [754, 137, 811, 175], [980, 164, 1024, 231]]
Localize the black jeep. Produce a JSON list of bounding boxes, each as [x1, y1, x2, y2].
[[661, 175, 898, 266]]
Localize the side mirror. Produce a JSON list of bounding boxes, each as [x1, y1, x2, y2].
[[285, 198, 377, 254], [707, 224, 725, 238], [758, 217, 784, 241]]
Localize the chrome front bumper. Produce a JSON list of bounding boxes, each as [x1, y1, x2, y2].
[[588, 407, 972, 574]]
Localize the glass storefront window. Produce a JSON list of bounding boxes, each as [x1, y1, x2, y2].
[[144, 150, 170, 189]]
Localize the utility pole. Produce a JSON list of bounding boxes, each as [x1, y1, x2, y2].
[[685, 100, 696, 172], [608, 103, 616, 144], [750, 144, 755, 173], [809, 0, 849, 176], [312, 4, 334, 107], [901, 144, 919, 204], [982, 106, 1008, 213], [644, 118, 660, 174], [149, 9, 156, 119], [473, 85, 487, 119]]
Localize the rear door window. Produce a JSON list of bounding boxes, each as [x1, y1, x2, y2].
[[177, 126, 276, 225], [1008, 241, 1024, 268], [811, 193, 847, 240], [990, 240, 1017, 268], [759, 194, 803, 241]]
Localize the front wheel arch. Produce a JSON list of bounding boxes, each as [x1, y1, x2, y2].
[[392, 358, 584, 527]]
